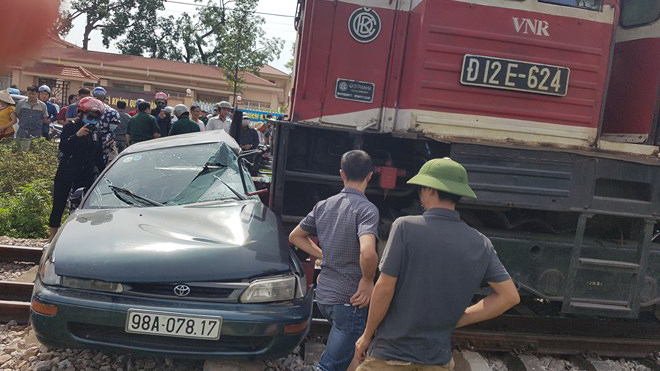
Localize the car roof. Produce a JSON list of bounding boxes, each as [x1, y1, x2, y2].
[[123, 129, 241, 154]]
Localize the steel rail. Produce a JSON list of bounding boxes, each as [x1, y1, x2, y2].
[[0, 244, 43, 263], [311, 315, 660, 358]]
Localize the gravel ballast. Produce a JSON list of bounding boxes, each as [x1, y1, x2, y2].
[[2, 237, 659, 371]]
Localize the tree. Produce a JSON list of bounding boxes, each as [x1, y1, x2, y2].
[[285, 43, 295, 74], [112, 0, 284, 102], [56, 0, 165, 50], [215, 0, 285, 104], [116, 0, 230, 64]]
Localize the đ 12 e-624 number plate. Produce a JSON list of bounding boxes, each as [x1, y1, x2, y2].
[[125, 309, 222, 340], [460, 54, 570, 97]]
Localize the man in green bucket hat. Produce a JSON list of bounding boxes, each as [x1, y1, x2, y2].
[[355, 158, 520, 371]]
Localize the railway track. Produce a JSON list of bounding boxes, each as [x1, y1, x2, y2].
[[0, 244, 43, 323], [309, 313, 660, 359], [2, 244, 659, 363]]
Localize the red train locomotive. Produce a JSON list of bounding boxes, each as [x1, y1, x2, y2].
[[272, 0, 660, 319]]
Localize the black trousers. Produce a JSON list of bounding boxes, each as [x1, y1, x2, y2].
[[48, 171, 94, 228]]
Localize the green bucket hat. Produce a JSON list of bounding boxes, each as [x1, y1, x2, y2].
[[407, 157, 477, 199]]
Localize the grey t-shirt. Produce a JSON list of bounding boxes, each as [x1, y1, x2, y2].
[[299, 187, 379, 305], [15, 100, 48, 138], [115, 110, 131, 138], [368, 208, 510, 365]]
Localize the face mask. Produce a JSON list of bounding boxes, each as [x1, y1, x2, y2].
[[156, 102, 166, 108], [83, 115, 100, 126]]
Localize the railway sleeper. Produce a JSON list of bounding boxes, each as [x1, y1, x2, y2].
[[570, 356, 619, 371], [504, 354, 545, 371], [452, 350, 490, 371]]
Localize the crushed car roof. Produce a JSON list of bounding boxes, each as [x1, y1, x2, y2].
[[123, 129, 241, 154]]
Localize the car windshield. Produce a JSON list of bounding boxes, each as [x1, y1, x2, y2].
[[85, 142, 257, 209]]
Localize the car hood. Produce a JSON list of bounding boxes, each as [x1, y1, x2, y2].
[[51, 200, 291, 283]]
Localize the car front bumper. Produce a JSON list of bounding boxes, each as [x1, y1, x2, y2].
[[31, 279, 313, 359]]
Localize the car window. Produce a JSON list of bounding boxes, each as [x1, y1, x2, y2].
[[621, 0, 660, 28], [539, 0, 602, 11], [85, 142, 257, 209]]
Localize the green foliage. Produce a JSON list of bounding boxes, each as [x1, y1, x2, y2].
[[0, 139, 59, 194], [0, 139, 60, 238], [115, 0, 284, 95], [56, 0, 165, 50], [285, 44, 295, 73], [219, 0, 285, 99], [0, 179, 52, 238]]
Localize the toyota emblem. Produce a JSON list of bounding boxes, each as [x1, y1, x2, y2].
[[348, 8, 381, 44], [173, 284, 191, 297]]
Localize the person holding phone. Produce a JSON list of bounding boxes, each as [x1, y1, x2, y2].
[[48, 97, 107, 240]]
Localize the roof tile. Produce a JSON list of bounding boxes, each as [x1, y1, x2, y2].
[[23, 62, 99, 81], [42, 47, 277, 87]]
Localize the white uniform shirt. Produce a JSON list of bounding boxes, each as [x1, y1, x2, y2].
[[207, 115, 232, 133], [195, 119, 205, 131]]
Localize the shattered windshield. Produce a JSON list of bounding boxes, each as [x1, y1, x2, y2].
[[85, 142, 257, 209]]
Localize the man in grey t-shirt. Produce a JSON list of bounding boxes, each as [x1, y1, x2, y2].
[[15, 85, 48, 139], [355, 158, 520, 371], [290, 150, 379, 371]]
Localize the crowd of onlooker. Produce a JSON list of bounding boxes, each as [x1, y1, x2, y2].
[[0, 86, 275, 152], [1, 85, 277, 240]]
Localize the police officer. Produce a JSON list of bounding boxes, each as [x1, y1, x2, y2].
[[48, 97, 108, 240]]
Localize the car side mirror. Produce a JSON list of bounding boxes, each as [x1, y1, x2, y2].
[[70, 187, 86, 210]]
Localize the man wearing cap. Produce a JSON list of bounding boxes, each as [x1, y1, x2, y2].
[[38, 85, 59, 139], [354, 158, 520, 371], [206, 101, 232, 133]]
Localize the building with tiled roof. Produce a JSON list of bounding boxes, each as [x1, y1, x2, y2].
[[2, 34, 290, 112]]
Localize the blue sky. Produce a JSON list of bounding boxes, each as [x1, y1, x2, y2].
[[62, 0, 299, 73]]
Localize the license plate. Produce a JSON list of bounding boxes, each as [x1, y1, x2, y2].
[[460, 54, 570, 96], [125, 309, 222, 340]]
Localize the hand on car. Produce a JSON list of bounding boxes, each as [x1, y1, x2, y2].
[[350, 277, 374, 308], [354, 333, 371, 363], [76, 124, 90, 137]]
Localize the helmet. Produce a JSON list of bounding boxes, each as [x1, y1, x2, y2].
[[77, 97, 106, 115], [255, 122, 267, 131], [38, 85, 51, 95], [217, 101, 232, 110], [164, 106, 173, 115], [92, 87, 107, 99], [7, 88, 20, 95], [406, 158, 477, 199], [154, 92, 169, 101], [173, 104, 188, 118]]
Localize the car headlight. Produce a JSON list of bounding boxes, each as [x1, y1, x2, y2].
[[39, 259, 61, 286], [240, 275, 296, 303], [60, 277, 123, 293]]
